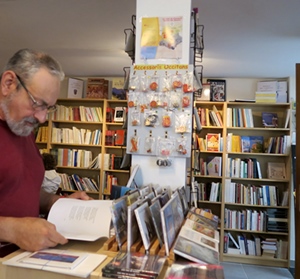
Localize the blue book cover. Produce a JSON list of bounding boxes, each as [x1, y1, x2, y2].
[[249, 136, 264, 153]]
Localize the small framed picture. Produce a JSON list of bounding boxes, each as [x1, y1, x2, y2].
[[208, 79, 226, 102], [114, 107, 126, 122]]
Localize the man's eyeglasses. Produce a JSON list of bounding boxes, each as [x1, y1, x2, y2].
[[15, 74, 57, 113]]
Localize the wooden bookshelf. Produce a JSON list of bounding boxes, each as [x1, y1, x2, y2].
[[36, 98, 129, 199], [192, 101, 292, 267]]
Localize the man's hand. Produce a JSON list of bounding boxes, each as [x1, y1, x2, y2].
[[1, 217, 68, 252], [66, 191, 93, 200]]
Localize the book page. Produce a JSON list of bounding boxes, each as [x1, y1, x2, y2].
[[47, 199, 113, 241]]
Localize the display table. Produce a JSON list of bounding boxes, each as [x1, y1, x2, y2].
[[0, 238, 168, 279], [0, 238, 114, 279]]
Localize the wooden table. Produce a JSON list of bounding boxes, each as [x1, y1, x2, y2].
[[0, 238, 114, 279]]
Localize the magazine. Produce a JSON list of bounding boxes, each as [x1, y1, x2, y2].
[[47, 198, 112, 241]]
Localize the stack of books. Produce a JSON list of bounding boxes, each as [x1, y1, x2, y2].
[[102, 252, 166, 279]]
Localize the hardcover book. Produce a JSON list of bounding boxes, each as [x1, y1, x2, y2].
[[134, 201, 157, 251], [160, 196, 176, 256], [206, 156, 222, 176], [110, 196, 128, 249], [206, 133, 221, 152], [267, 162, 286, 179], [173, 235, 220, 265], [127, 199, 142, 252], [177, 185, 189, 216], [149, 198, 164, 247], [249, 136, 264, 153], [262, 112, 278, 128]]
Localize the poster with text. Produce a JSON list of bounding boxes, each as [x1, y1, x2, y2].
[[140, 16, 183, 60]]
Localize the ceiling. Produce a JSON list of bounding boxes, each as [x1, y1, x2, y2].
[[0, 0, 300, 79]]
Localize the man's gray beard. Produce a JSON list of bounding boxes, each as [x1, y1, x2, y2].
[[0, 97, 39, 137]]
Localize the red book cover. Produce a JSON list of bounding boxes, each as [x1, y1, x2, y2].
[[115, 129, 125, 146], [72, 107, 80, 121]]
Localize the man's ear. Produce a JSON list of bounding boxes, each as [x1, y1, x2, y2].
[[1, 71, 17, 96]]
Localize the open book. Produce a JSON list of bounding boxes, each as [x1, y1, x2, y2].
[[47, 198, 113, 241]]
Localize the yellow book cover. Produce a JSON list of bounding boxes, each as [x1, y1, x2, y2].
[[231, 135, 241, 152]]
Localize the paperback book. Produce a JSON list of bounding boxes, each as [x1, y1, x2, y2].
[[134, 201, 157, 251]]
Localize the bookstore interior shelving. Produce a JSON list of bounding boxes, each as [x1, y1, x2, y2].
[[35, 98, 129, 199], [192, 100, 292, 267]]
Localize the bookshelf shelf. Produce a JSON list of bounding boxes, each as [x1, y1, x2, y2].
[[36, 98, 130, 199], [192, 101, 292, 267]]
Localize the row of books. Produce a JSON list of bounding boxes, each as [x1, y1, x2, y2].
[[197, 133, 223, 152], [35, 126, 49, 142], [227, 133, 290, 154], [102, 172, 118, 195], [193, 181, 222, 202], [58, 173, 99, 192], [224, 232, 288, 259], [225, 157, 261, 179], [194, 153, 222, 177], [227, 134, 264, 153], [51, 127, 102, 145], [224, 208, 288, 232], [224, 208, 268, 231], [50, 105, 103, 122], [224, 180, 287, 206], [197, 105, 223, 127], [105, 129, 126, 146], [226, 107, 254, 128], [54, 148, 94, 168], [109, 184, 189, 257]]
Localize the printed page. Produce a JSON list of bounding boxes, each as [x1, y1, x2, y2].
[[47, 199, 113, 241]]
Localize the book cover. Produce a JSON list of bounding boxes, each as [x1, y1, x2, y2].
[[110, 196, 128, 249], [149, 198, 164, 247], [160, 196, 177, 256], [173, 235, 219, 265], [115, 129, 126, 146], [171, 191, 185, 234], [267, 162, 286, 179], [241, 136, 251, 153], [179, 225, 219, 252], [67, 78, 84, 99], [134, 202, 156, 251], [262, 112, 278, 128], [127, 199, 142, 252], [249, 136, 264, 153], [206, 156, 222, 176], [206, 133, 220, 152], [177, 185, 189, 216]]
